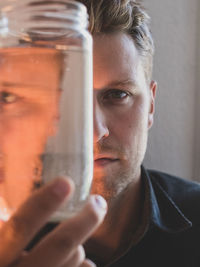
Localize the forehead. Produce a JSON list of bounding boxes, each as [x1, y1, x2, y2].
[[93, 32, 144, 89], [0, 48, 62, 90]]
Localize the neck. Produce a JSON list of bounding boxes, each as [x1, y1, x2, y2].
[[84, 171, 143, 264]]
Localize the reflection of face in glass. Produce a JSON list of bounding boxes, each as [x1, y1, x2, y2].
[[0, 48, 62, 216]]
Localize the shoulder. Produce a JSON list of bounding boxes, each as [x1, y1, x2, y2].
[[147, 169, 200, 197], [147, 169, 200, 225]]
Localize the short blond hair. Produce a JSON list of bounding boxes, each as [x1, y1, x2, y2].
[[78, 0, 154, 83]]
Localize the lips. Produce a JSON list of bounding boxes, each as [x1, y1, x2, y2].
[[94, 155, 119, 167]]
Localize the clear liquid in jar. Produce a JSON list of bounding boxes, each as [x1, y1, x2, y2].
[[0, 46, 93, 223]]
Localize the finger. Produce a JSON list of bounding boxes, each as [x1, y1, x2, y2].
[[80, 259, 97, 267], [61, 245, 85, 267], [26, 195, 107, 267], [0, 177, 74, 267]]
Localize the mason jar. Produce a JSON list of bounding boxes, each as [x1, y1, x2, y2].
[[0, 0, 93, 222]]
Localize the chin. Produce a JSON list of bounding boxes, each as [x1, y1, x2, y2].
[[92, 167, 132, 203]]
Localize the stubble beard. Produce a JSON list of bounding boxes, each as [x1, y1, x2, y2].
[[92, 131, 148, 204], [92, 158, 142, 204]]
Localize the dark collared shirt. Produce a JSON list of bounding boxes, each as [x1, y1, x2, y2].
[[27, 167, 200, 266], [107, 166, 200, 267]]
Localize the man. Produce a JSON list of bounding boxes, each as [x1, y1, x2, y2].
[[0, 0, 200, 266]]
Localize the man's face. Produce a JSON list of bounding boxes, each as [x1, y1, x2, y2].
[[0, 48, 62, 212], [92, 33, 156, 202]]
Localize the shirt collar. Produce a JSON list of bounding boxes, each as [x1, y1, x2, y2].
[[141, 166, 192, 233]]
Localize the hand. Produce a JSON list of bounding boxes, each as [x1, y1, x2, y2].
[[0, 177, 107, 267]]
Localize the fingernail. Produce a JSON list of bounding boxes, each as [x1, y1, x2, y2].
[[94, 195, 107, 211], [51, 178, 71, 199], [85, 259, 97, 267]]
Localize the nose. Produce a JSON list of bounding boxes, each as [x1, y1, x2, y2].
[[93, 99, 109, 143]]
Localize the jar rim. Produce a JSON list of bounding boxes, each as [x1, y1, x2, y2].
[[0, 0, 87, 12], [0, 0, 89, 39], [0, 0, 88, 24]]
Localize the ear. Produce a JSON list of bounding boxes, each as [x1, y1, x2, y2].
[[148, 80, 157, 129]]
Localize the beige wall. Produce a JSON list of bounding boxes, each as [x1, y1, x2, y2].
[[143, 0, 200, 181]]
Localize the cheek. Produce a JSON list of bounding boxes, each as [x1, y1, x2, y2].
[[1, 106, 56, 156], [109, 97, 149, 143]]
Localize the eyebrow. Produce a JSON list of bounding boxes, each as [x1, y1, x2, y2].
[[107, 79, 137, 87], [0, 82, 32, 89], [0, 82, 60, 91]]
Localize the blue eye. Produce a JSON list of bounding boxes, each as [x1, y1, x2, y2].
[[0, 91, 18, 104], [102, 89, 129, 102]]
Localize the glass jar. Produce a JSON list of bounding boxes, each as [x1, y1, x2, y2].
[[0, 0, 93, 222]]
